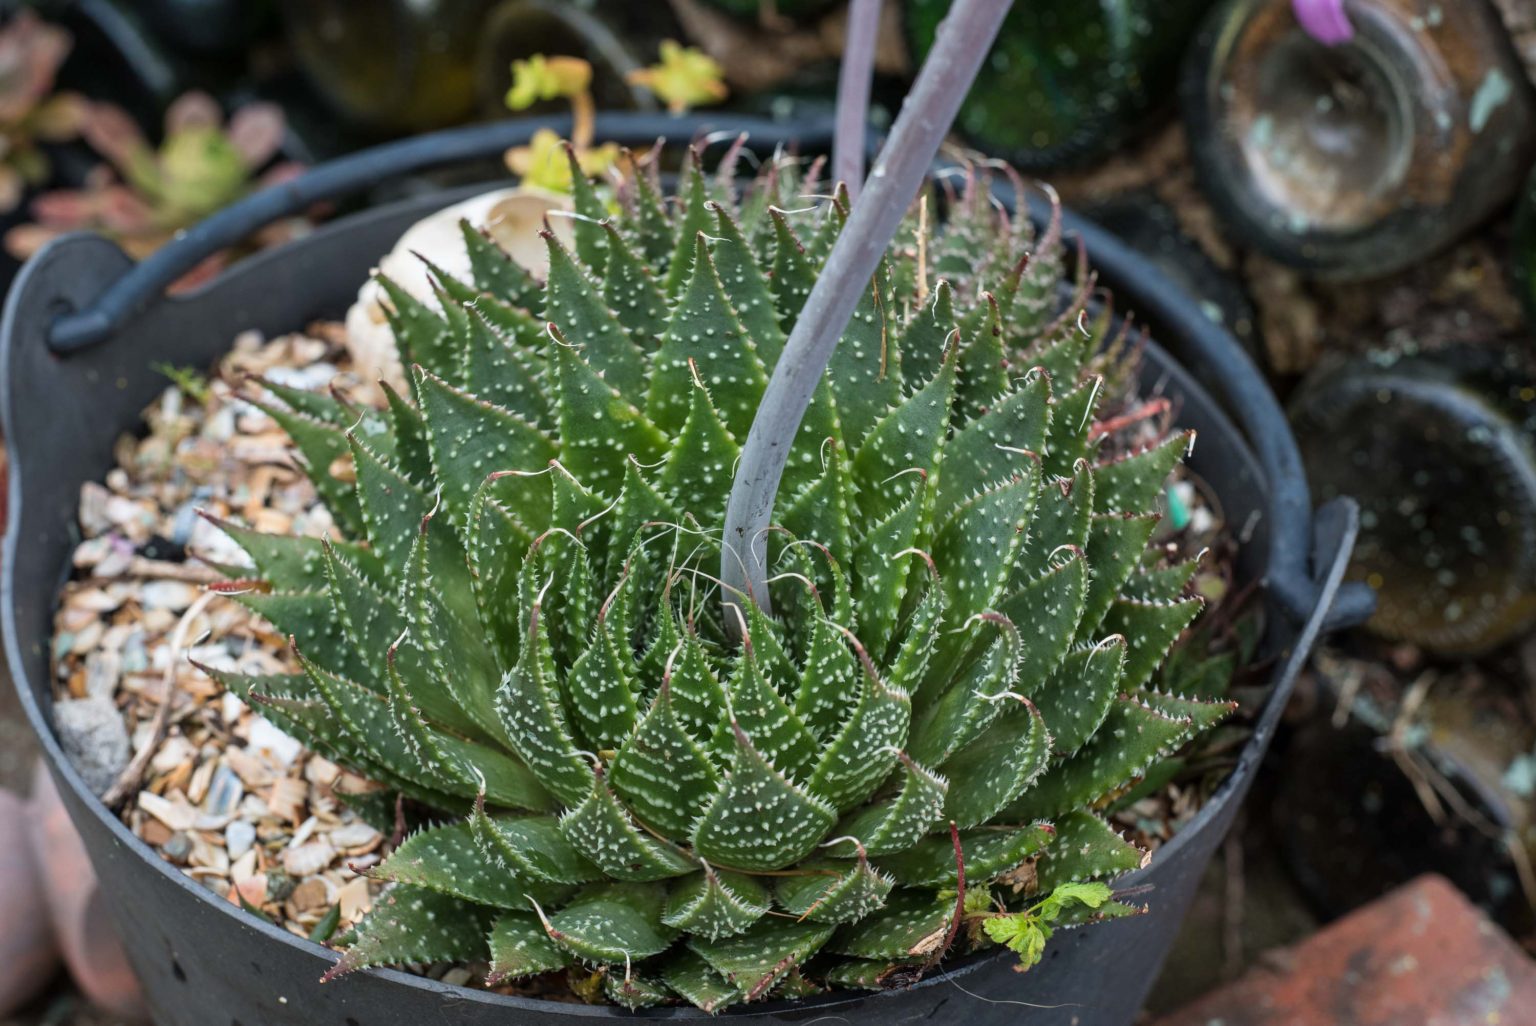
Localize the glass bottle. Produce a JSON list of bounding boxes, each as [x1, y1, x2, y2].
[[1184, 0, 1536, 279], [277, 0, 498, 135], [904, 0, 1211, 170], [1289, 345, 1536, 653]]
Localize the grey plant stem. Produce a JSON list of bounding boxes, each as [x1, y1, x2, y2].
[[721, 0, 1015, 633], [833, 0, 883, 200]]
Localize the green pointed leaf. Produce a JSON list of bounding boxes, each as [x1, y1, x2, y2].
[[459, 302, 552, 429], [768, 209, 815, 331], [657, 379, 740, 520], [827, 269, 900, 445], [1005, 697, 1215, 822], [1035, 811, 1147, 892], [807, 662, 911, 812], [460, 220, 542, 311], [956, 293, 1010, 420], [828, 888, 949, 960], [559, 771, 697, 881], [1101, 598, 1203, 691], [542, 882, 675, 963], [661, 950, 742, 1012], [850, 358, 955, 525], [1032, 638, 1126, 755], [664, 156, 716, 296], [488, 911, 567, 983], [544, 230, 648, 396], [600, 221, 668, 342], [941, 370, 1052, 510], [1015, 460, 1093, 581], [1082, 514, 1160, 632], [662, 866, 770, 940], [610, 682, 722, 839], [553, 340, 668, 498], [564, 616, 640, 752], [709, 201, 787, 363], [373, 821, 568, 908], [876, 823, 1055, 887], [1043, 378, 1103, 478], [416, 366, 557, 531], [851, 483, 928, 655], [328, 885, 491, 978], [468, 805, 601, 884], [932, 471, 1038, 623], [938, 702, 1051, 828], [781, 441, 856, 557], [648, 235, 769, 439], [251, 399, 362, 537], [775, 854, 893, 925], [494, 590, 595, 806], [996, 550, 1089, 692], [604, 971, 671, 1010], [720, 648, 818, 782], [1095, 431, 1193, 514], [831, 753, 948, 857], [896, 279, 956, 387], [376, 275, 455, 379], [692, 727, 837, 871], [690, 918, 834, 1000], [565, 148, 611, 270]]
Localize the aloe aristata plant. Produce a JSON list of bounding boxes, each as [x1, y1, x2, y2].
[[197, 136, 1235, 1010]]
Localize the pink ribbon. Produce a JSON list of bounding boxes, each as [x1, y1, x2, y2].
[[1292, 0, 1354, 45]]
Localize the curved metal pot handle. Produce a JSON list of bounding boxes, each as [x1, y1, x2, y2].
[[46, 111, 837, 355], [41, 111, 1370, 633]]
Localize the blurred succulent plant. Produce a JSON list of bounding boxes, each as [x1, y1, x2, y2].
[[0, 9, 84, 214], [504, 54, 621, 193], [206, 142, 1237, 1010], [505, 45, 726, 194], [627, 40, 728, 114], [4, 91, 302, 285]]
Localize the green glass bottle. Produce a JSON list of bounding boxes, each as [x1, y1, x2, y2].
[[1184, 0, 1536, 279], [1289, 347, 1536, 653], [278, 0, 498, 134], [904, 0, 1212, 169]]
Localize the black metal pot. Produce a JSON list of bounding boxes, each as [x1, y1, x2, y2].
[[2, 113, 1369, 1026]]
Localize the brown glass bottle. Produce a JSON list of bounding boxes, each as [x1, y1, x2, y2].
[[1184, 0, 1536, 279]]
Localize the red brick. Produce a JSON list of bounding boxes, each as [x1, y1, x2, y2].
[[1155, 874, 1536, 1026]]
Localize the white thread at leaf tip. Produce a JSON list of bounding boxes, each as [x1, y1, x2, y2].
[[425, 484, 444, 521], [700, 128, 741, 148], [820, 834, 866, 852], [1079, 379, 1103, 432], [674, 563, 749, 601], [764, 569, 815, 592], [525, 894, 555, 932], [1185, 431, 1198, 457], [993, 443, 1038, 458], [878, 466, 928, 487], [470, 766, 488, 793], [1092, 634, 1126, 655], [623, 951, 633, 983], [576, 493, 621, 535], [768, 204, 821, 217], [976, 689, 1027, 705], [1075, 309, 1093, 338], [695, 232, 729, 244], [661, 641, 685, 682], [545, 210, 606, 225], [389, 627, 410, 652], [818, 434, 835, 472], [534, 571, 556, 609], [545, 323, 578, 348]]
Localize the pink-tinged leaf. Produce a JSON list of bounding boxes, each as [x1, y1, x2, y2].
[[165, 90, 221, 134], [227, 102, 286, 168], [79, 101, 153, 182]]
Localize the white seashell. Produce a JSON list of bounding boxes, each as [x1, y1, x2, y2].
[[344, 186, 574, 393]]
